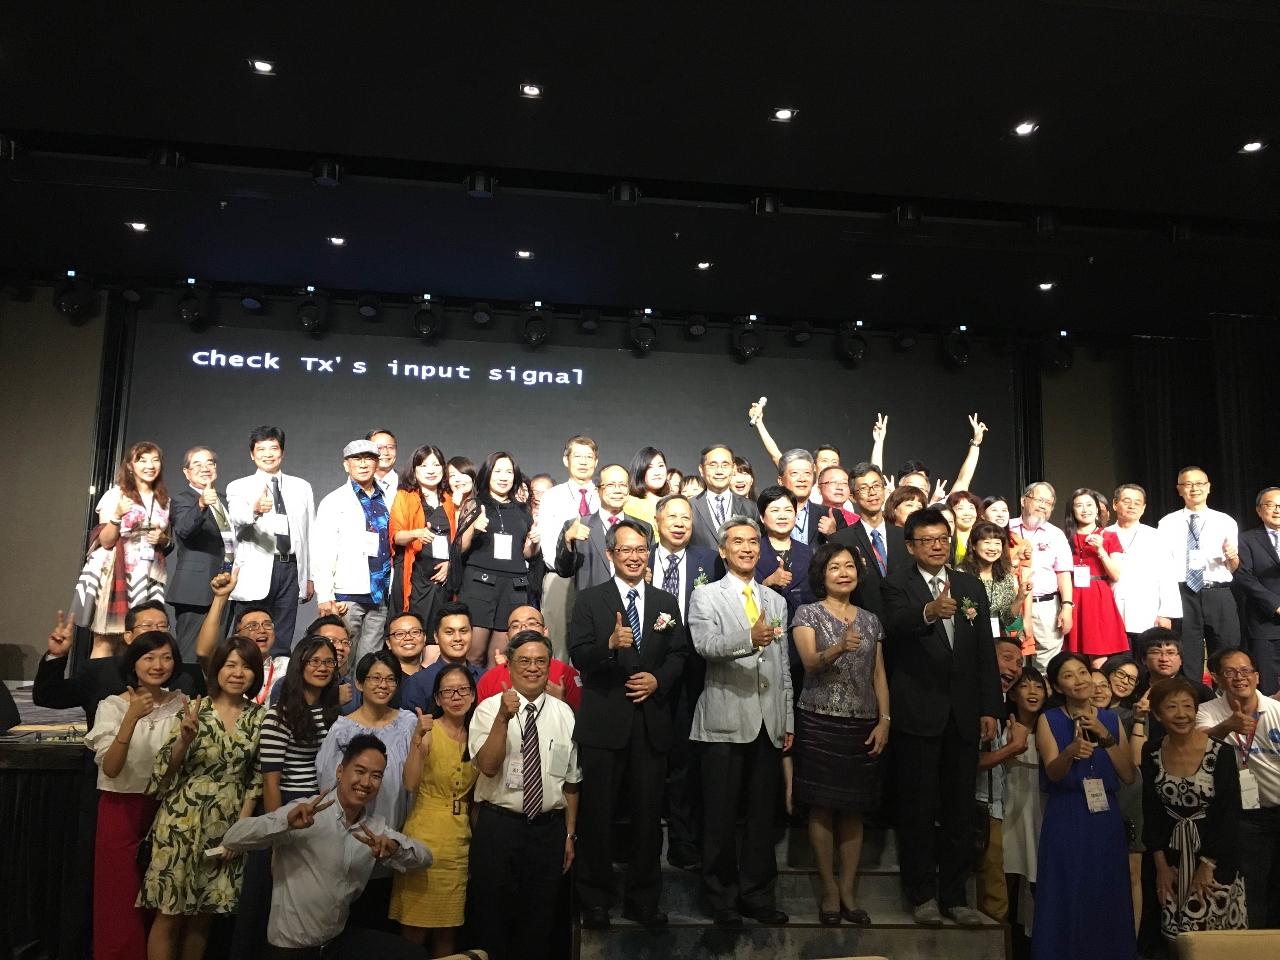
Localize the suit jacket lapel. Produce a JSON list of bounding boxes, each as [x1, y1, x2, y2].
[[907, 569, 952, 658], [1260, 528, 1280, 566]]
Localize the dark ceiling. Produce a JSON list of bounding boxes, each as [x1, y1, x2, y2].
[[2, 0, 1277, 338]]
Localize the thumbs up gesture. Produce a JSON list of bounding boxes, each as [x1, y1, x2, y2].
[[498, 683, 520, 721], [564, 518, 591, 544], [1228, 702, 1257, 737], [609, 611, 635, 650], [256, 485, 274, 516], [200, 484, 219, 508], [473, 505, 490, 533], [414, 707, 434, 749], [1223, 538, 1238, 564], [928, 581, 958, 620], [124, 685, 158, 722], [840, 619, 862, 653], [115, 494, 136, 520], [817, 508, 837, 536]]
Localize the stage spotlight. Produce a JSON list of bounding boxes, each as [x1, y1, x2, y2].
[[465, 172, 496, 198], [893, 327, 918, 352], [610, 182, 640, 205], [470, 302, 492, 326], [177, 283, 213, 331], [240, 287, 266, 313], [150, 145, 185, 169], [1239, 140, 1265, 154], [752, 194, 780, 216], [522, 306, 551, 347], [296, 290, 329, 334], [869, 272, 886, 281], [249, 59, 275, 75], [894, 203, 922, 226], [836, 323, 868, 363], [514, 249, 535, 260], [629, 313, 659, 354], [53, 275, 96, 322], [940, 328, 970, 368], [1014, 120, 1039, 137], [788, 321, 812, 345], [327, 236, 346, 247], [696, 261, 713, 271], [126, 221, 149, 234], [579, 308, 601, 333], [0, 134, 17, 160], [687, 314, 708, 338], [1038, 281, 1056, 292], [519, 82, 544, 99], [771, 107, 798, 122], [413, 302, 443, 341], [312, 159, 342, 187], [357, 295, 381, 320], [733, 317, 763, 360]]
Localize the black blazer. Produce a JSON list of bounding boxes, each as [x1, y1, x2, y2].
[[881, 565, 1001, 741], [830, 521, 909, 622], [167, 486, 227, 607], [1234, 526, 1280, 641], [647, 544, 720, 615], [568, 580, 689, 751], [690, 491, 759, 552], [554, 514, 652, 591], [33, 654, 206, 728]]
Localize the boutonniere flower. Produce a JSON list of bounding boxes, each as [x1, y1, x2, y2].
[[960, 598, 978, 623], [653, 612, 676, 632], [768, 615, 785, 640], [692, 568, 709, 588]]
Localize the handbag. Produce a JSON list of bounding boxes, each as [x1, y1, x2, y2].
[[136, 826, 155, 869]]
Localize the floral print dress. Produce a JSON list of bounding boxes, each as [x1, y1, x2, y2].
[[139, 698, 264, 915]]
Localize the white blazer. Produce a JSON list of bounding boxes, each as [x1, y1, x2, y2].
[[226, 471, 315, 602], [310, 482, 384, 603]]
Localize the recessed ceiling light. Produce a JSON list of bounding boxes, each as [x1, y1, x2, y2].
[[1014, 120, 1039, 137], [126, 221, 149, 233], [519, 82, 544, 99], [249, 59, 275, 75], [1039, 281, 1056, 291], [515, 249, 535, 260], [1240, 140, 1266, 154], [186, 277, 197, 285], [869, 272, 886, 281], [772, 107, 798, 122], [696, 261, 713, 271], [327, 236, 346, 247], [1059, 329, 1068, 337]]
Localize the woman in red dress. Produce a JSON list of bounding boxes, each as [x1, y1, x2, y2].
[[1065, 488, 1129, 665]]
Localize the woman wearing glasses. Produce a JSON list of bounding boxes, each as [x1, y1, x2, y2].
[[390, 664, 480, 955]]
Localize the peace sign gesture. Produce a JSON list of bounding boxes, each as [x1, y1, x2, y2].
[[286, 787, 336, 830], [968, 411, 988, 445], [178, 697, 203, 743], [354, 821, 400, 860], [47, 610, 74, 657]]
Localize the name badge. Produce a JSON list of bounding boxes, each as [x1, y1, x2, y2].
[[1239, 768, 1261, 811], [1083, 776, 1110, 813], [361, 531, 382, 557], [503, 754, 524, 791], [990, 616, 1002, 637], [1187, 548, 1206, 571], [431, 534, 450, 560], [492, 532, 514, 561], [1073, 565, 1091, 589], [136, 540, 156, 562]]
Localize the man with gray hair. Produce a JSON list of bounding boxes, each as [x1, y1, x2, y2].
[[1007, 481, 1073, 670], [690, 444, 759, 551], [689, 516, 793, 926], [777, 448, 822, 546]]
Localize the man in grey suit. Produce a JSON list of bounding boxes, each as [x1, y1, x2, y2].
[[690, 444, 759, 552], [689, 516, 793, 927], [554, 464, 651, 591], [167, 446, 233, 659]]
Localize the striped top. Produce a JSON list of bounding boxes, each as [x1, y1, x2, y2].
[[260, 702, 331, 794]]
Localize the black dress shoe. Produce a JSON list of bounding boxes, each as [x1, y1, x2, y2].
[[738, 903, 789, 925], [711, 909, 743, 927], [581, 907, 611, 929], [622, 909, 669, 928]]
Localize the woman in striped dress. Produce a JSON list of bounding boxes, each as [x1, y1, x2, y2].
[[260, 635, 341, 808]]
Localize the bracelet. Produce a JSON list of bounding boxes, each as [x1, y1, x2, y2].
[[1098, 735, 1117, 748], [878, 714, 891, 723], [1061, 600, 1074, 607], [109, 518, 122, 526], [969, 440, 981, 447]]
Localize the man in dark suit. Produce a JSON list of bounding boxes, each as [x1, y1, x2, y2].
[[569, 519, 689, 928], [1233, 486, 1280, 694], [690, 444, 759, 551], [882, 507, 1001, 927], [555, 464, 651, 591], [777, 448, 829, 547], [648, 493, 720, 870], [167, 446, 233, 660], [830, 462, 909, 623]]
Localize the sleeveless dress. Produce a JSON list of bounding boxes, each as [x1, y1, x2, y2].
[[1032, 708, 1135, 960], [1065, 531, 1128, 658]]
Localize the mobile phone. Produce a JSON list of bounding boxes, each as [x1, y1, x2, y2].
[[221, 560, 234, 574]]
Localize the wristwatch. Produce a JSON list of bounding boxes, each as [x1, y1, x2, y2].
[[567, 833, 579, 841]]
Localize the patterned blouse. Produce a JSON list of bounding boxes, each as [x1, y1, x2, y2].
[[792, 602, 883, 720], [981, 572, 1020, 626]]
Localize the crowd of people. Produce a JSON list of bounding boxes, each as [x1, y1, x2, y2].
[[34, 402, 1280, 960]]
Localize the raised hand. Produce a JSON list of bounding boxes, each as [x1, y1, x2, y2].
[[200, 485, 219, 508], [968, 412, 988, 445], [763, 560, 792, 589], [115, 494, 136, 520], [609, 611, 635, 651], [1078, 713, 1110, 743], [872, 413, 888, 444], [883, 474, 897, 495], [1222, 538, 1238, 564], [416, 526, 435, 545], [498, 683, 520, 721], [931, 479, 949, 503], [355, 822, 400, 860], [840, 619, 862, 653], [1085, 532, 1104, 553], [1007, 718, 1030, 754], [413, 707, 434, 747], [546, 679, 566, 702], [1069, 720, 1096, 761], [47, 610, 74, 657], [564, 518, 591, 544], [928, 581, 958, 620], [337, 681, 353, 706], [255, 485, 274, 516], [286, 788, 335, 830], [1226, 702, 1257, 736], [473, 506, 489, 534], [124, 685, 158, 722], [210, 566, 239, 598], [750, 614, 778, 649], [179, 697, 202, 743], [1133, 691, 1151, 722], [748, 399, 766, 426], [817, 508, 837, 536], [524, 527, 541, 551]]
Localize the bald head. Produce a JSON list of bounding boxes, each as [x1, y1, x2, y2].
[[506, 605, 547, 636]]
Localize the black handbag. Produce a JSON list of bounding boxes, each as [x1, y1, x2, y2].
[[136, 827, 154, 869]]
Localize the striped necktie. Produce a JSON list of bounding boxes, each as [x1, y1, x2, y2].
[[626, 587, 642, 653], [1186, 514, 1203, 593], [521, 703, 542, 819]]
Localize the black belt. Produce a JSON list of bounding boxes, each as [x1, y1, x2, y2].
[[274, 554, 297, 564], [1196, 581, 1231, 590], [479, 800, 564, 825], [1032, 591, 1059, 603]]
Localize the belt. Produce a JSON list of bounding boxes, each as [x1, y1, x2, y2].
[[1032, 591, 1060, 603], [274, 554, 297, 564], [1197, 581, 1231, 590], [479, 800, 564, 825]]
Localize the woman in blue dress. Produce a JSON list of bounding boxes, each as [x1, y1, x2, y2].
[[1032, 651, 1138, 960]]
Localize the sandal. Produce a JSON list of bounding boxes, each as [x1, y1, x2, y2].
[[841, 906, 872, 926]]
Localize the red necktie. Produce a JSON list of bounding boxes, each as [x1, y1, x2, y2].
[[608, 515, 619, 526], [578, 488, 590, 517]]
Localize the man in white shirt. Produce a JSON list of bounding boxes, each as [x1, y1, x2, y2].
[[1196, 647, 1280, 929], [311, 440, 393, 666], [1007, 482, 1073, 671], [537, 435, 600, 661], [1106, 483, 1182, 651], [366, 428, 399, 500], [226, 426, 315, 655], [469, 631, 581, 960], [831, 462, 910, 623], [1157, 466, 1241, 680]]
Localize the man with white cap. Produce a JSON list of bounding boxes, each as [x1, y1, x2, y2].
[[311, 440, 394, 664]]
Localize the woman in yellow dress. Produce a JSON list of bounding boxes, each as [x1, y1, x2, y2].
[[390, 663, 479, 955]]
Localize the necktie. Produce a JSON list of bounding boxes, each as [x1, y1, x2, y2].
[[744, 586, 760, 625], [870, 528, 887, 575], [272, 476, 291, 557], [1186, 514, 1203, 593], [626, 587, 642, 652], [608, 514, 619, 527], [714, 495, 726, 527], [662, 553, 680, 595], [210, 496, 235, 562], [521, 703, 543, 819], [1271, 530, 1279, 556], [578, 488, 590, 518], [841, 506, 857, 527]]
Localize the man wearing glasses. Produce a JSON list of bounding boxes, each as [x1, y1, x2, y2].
[[400, 603, 482, 714], [1157, 466, 1240, 681], [832, 462, 909, 621], [555, 463, 651, 591], [1007, 482, 1074, 671], [1105, 484, 1183, 656], [366, 428, 399, 500], [1232, 486, 1280, 694], [1198, 647, 1280, 927]]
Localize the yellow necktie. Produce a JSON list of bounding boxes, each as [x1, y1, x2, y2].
[[743, 586, 760, 625]]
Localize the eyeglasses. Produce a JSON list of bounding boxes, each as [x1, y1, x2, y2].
[[1261, 503, 1280, 512], [1115, 498, 1144, 507], [438, 687, 474, 700], [1220, 668, 1257, 679], [513, 656, 549, 669], [1026, 497, 1054, 507], [610, 546, 649, 557], [240, 620, 274, 633], [600, 481, 629, 490], [909, 535, 952, 546], [363, 675, 397, 688], [1178, 481, 1209, 490], [305, 657, 338, 669], [330, 638, 352, 648], [389, 629, 425, 641], [1111, 672, 1138, 686], [853, 482, 884, 495], [376, 444, 397, 452], [509, 619, 546, 632], [133, 620, 170, 632]]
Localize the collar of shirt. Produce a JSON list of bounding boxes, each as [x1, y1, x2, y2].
[[599, 508, 624, 526], [655, 545, 685, 566], [350, 479, 385, 503], [256, 469, 285, 483], [515, 689, 548, 712], [861, 516, 886, 535], [917, 565, 947, 589]]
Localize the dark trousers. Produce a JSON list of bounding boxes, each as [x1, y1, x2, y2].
[[699, 727, 782, 913], [264, 926, 425, 960], [1240, 805, 1280, 928], [577, 713, 667, 914], [468, 803, 566, 960], [249, 556, 300, 656], [170, 602, 213, 662], [229, 799, 272, 960], [1252, 635, 1280, 696], [1178, 583, 1240, 680], [665, 654, 705, 863], [893, 716, 979, 908]]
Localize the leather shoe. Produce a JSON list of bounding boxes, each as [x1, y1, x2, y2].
[[942, 905, 987, 928], [841, 906, 872, 926], [622, 909, 668, 928], [738, 903, 789, 925], [912, 899, 944, 927], [711, 909, 743, 927], [581, 907, 611, 929]]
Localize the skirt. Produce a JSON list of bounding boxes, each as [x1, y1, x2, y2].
[[792, 708, 882, 812], [95, 791, 160, 960]]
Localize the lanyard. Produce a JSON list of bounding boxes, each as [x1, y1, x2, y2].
[[1233, 713, 1259, 767]]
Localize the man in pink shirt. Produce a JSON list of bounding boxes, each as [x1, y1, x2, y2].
[[1007, 481, 1074, 670]]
